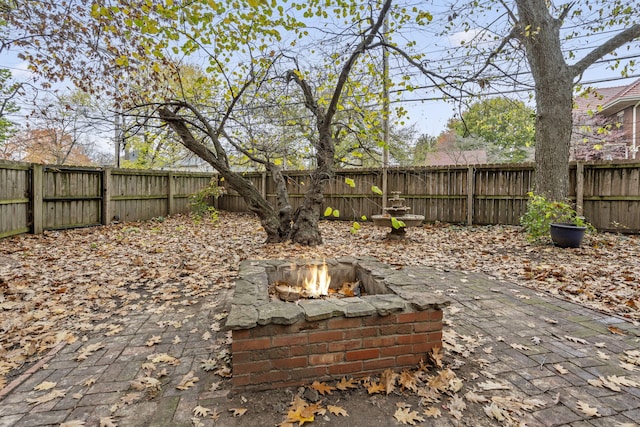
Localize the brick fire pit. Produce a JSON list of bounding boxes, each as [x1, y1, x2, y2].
[[226, 257, 450, 391]]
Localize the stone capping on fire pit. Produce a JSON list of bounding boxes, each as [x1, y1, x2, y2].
[[225, 257, 450, 330]]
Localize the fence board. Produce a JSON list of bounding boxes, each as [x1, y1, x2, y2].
[[2, 160, 640, 237]]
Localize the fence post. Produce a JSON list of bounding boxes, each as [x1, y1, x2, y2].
[[102, 168, 111, 225], [467, 165, 474, 225], [575, 162, 584, 216], [167, 171, 175, 216], [261, 172, 267, 199], [31, 164, 43, 234]]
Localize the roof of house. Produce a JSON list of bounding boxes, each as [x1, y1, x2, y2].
[[574, 79, 640, 116]]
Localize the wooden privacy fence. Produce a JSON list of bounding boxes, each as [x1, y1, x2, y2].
[[0, 160, 214, 239], [2, 160, 640, 238], [217, 161, 640, 233]]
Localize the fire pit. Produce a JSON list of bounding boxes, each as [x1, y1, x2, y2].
[[226, 257, 450, 391]]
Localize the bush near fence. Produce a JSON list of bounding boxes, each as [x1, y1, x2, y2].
[[1, 159, 639, 239]]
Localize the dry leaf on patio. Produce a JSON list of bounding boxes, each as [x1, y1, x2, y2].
[[336, 377, 358, 390], [176, 371, 199, 390], [211, 408, 221, 421], [76, 342, 104, 361], [120, 392, 142, 405], [429, 346, 443, 368], [172, 336, 182, 344], [327, 405, 348, 416], [33, 381, 57, 391], [448, 394, 466, 419], [478, 380, 511, 391], [399, 370, 418, 392], [381, 369, 399, 395], [564, 335, 589, 345], [200, 359, 217, 371], [145, 335, 162, 346], [553, 364, 569, 375], [465, 390, 489, 403], [81, 377, 97, 387], [596, 350, 610, 360], [510, 343, 531, 351], [576, 401, 601, 417], [394, 406, 425, 425], [620, 361, 640, 372], [191, 418, 204, 427], [588, 376, 621, 392], [607, 375, 640, 388], [229, 408, 247, 417], [27, 388, 67, 405], [148, 353, 180, 366], [202, 331, 211, 341], [311, 380, 335, 395], [192, 405, 211, 417], [366, 381, 385, 395], [423, 407, 442, 418], [99, 416, 117, 427], [484, 402, 508, 422], [607, 325, 626, 335]]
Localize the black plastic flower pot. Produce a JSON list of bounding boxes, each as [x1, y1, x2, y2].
[[550, 223, 586, 248]]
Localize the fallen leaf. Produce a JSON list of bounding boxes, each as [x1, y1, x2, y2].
[[576, 400, 601, 417], [607, 325, 626, 335], [146, 335, 162, 346], [176, 371, 199, 390], [229, 408, 247, 417], [99, 416, 118, 427], [478, 380, 511, 391], [27, 388, 67, 405], [366, 381, 385, 395], [553, 364, 569, 375], [200, 359, 217, 372], [465, 390, 489, 403], [484, 402, 508, 422], [192, 405, 211, 417], [33, 381, 57, 391], [327, 405, 348, 416], [423, 407, 442, 418], [394, 406, 425, 425], [310, 381, 335, 395], [564, 335, 589, 345], [336, 377, 358, 390]]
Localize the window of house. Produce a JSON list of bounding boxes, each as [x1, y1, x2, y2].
[[617, 111, 624, 131]]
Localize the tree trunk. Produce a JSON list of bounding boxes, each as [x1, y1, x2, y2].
[[516, 0, 573, 201], [289, 132, 335, 245], [269, 165, 292, 238], [532, 75, 574, 201], [159, 106, 286, 243]]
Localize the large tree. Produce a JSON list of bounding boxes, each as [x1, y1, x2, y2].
[[390, 0, 640, 201], [5, 0, 394, 245], [448, 97, 535, 163]]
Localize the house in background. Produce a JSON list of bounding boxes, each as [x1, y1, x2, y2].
[[572, 79, 640, 161]]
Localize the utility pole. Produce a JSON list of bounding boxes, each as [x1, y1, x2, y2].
[[381, 16, 390, 209]]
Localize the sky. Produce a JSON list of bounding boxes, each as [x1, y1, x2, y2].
[[2, 0, 639, 148]]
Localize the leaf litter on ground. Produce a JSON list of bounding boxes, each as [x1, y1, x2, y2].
[[1, 212, 640, 425]]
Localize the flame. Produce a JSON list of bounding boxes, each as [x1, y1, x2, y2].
[[300, 261, 331, 298]]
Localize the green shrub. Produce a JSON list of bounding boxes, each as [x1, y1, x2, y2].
[[520, 192, 591, 242], [189, 179, 223, 221]]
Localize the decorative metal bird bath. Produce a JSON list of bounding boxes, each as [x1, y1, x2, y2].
[[372, 191, 424, 239]]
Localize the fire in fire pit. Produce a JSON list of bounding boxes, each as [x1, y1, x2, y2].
[[272, 260, 361, 301]]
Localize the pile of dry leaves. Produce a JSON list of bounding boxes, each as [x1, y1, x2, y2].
[[1, 211, 639, 416]]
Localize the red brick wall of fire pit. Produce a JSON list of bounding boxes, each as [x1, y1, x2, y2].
[[232, 309, 443, 390]]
